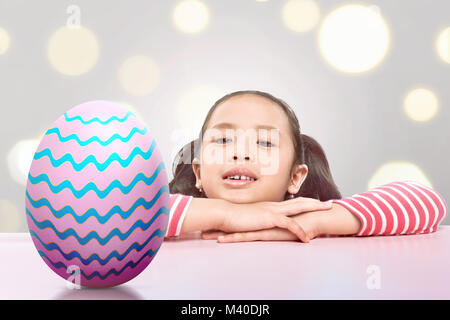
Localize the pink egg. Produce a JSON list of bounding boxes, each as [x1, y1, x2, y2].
[[25, 101, 170, 288]]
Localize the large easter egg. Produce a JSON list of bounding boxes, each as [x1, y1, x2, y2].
[[25, 101, 170, 288]]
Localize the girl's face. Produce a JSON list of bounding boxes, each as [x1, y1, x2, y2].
[[192, 93, 308, 203]]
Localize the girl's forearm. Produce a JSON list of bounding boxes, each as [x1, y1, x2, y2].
[[180, 197, 229, 233], [179, 197, 361, 237], [318, 203, 361, 236]]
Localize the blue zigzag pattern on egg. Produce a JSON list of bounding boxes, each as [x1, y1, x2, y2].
[[45, 126, 148, 146], [27, 105, 169, 284], [26, 192, 168, 245], [33, 140, 157, 171], [27, 161, 166, 198], [64, 110, 136, 125], [37, 247, 160, 280], [29, 226, 165, 265], [25, 185, 169, 224]]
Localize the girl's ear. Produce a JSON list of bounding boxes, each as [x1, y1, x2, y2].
[[288, 164, 308, 195], [192, 157, 201, 188]]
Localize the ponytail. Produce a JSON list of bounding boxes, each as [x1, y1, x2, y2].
[[296, 134, 342, 201], [169, 139, 205, 198]]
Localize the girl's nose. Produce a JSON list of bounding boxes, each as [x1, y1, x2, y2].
[[233, 155, 251, 161], [231, 135, 255, 162], [232, 144, 252, 161]]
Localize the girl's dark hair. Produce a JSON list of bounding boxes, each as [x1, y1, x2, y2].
[[169, 90, 342, 201]]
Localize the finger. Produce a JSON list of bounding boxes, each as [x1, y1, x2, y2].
[[288, 197, 333, 207], [274, 215, 309, 243], [217, 232, 257, 243], [276, 198, 333, 216], [218, 229, 298, 243]]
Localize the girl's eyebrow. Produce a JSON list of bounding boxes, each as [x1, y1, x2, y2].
[[211, 122, 279, 131]]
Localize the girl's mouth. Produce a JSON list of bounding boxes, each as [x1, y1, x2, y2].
[[223, 175, 257, 188]]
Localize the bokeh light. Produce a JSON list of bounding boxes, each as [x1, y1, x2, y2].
[[436, 26, 450, 64], [0, 27, 11, 55], [176, 84, 225, 137], [172, 0, 210, 34], [7, 139, 40, 186], [282, 0, 320, 33], [47, 26, 100, 76], [368, 161, 432, 190], [0, 199, 21, 232], [118, 55, 160, 96], [318, 4, 390, 73], [403, 88, 439, 122]]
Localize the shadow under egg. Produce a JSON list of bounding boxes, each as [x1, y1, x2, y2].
[[53, 284, 144, 300]]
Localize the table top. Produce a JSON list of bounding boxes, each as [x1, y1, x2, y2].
[[1, 227, 450, 300]]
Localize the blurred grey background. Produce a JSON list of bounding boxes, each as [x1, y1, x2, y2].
[[0, 0, 449, 232]]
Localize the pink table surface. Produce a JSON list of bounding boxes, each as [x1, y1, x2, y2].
[[1, 227, 449, 300]]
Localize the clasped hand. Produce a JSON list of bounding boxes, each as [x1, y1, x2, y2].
[[201, 197, 333, 243]]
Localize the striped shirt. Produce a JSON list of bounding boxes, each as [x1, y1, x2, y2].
[[165, 181, 448, 238], [165, 193, 193, 238], [331, 180, 448, 236]]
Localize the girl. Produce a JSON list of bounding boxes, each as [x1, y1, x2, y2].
[[165, 90, 447, 243]]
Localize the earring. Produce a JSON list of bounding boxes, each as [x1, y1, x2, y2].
[[289, 193, 295, 199]]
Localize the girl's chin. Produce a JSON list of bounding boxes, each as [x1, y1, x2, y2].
[[220, 191, 259, 204]]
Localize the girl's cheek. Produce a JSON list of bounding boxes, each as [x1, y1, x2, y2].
[[258, 152, 282, 176], [202, 146, 224, 165]]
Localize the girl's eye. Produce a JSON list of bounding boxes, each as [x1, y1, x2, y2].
[[213, 138, 274, 147], [214, 137, 232, 144], [258, 140, 273, 147], [214, 138, 274, 147]]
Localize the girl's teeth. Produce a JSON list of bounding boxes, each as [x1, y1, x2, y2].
[[227, 175, 255, 181]]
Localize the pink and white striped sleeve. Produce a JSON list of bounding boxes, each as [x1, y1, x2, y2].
[[165, 193, 194, 238], [331, 181, 448, 236]]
